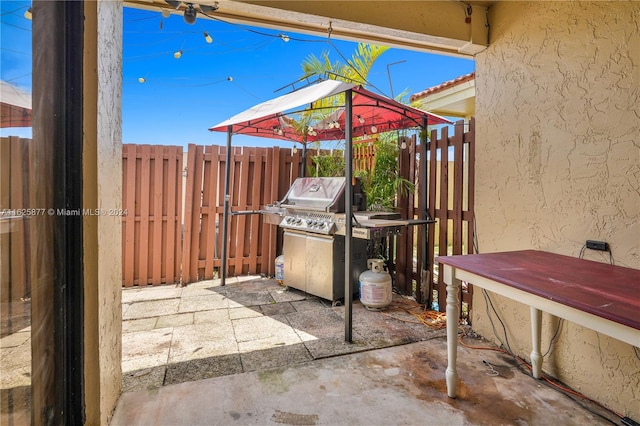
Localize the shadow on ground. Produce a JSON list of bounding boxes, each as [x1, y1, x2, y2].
[[121, 277, 445, 391]]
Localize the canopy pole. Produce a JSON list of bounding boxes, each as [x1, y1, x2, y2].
[[301, 143, 307, 177], [221, 125, 232, 286], [344, 89, 354, 343], [420, 117, 428, 303]]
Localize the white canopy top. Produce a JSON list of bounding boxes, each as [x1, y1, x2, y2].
[[211, 79, 356, 130], [0, 81, 31, 109]]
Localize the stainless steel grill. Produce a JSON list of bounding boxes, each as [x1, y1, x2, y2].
[[278, 177, 367, 303], [278, 177, 366, 236]]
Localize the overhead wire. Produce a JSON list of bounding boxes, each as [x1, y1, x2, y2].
[[230, 80, 261, 100], [127, 13, 162, 22], [3, 72, 32, 83], [198, 7, 391, 98], [198, 9, 325, 44], [124, 32, 185, 48], [0, 5, 28, 17], [121, 7, 398, 98], [182, 77, 232, 88], [326, 39, 389, 97], [1, 20, 30, 32], [0, 47, 30, 55]]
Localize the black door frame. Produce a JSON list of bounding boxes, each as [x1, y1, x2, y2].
[[32, 1, 85, 423]]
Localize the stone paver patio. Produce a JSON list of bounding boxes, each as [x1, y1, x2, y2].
[[121, 276, 445, 391]]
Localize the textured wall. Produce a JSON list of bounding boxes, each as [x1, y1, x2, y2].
[[474, 1, 639, 419], [83, 1, 123, 424], [97, 0, 124, 422]]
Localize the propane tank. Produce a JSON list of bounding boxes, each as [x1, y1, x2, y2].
[[275, 255, 285, 285], [359, 259, 392, 311]]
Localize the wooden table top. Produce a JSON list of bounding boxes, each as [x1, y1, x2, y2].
[[438, 250, 640, 331]]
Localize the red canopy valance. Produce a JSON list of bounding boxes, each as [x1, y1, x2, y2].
[[209, 79, 450, 143]]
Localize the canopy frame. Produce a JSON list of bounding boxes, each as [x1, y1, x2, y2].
[[211, 79, 451, 342]]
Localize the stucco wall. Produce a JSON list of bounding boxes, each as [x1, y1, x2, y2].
[[474, 1, 639, 418], [83, 1, 123, 424], [97, 0, 124, 422]]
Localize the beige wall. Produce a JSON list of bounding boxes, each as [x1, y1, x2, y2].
[[84, 1, 123, 424], [474, 1, 639, 418]]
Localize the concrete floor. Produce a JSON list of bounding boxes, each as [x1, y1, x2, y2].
[[120, 276, 445, 391], [113, 277, 618, 426]]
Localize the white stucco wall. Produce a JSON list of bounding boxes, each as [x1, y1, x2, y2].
[[474, 1, 639, 418]]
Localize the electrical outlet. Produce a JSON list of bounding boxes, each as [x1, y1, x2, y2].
[[586, 240, 607, 251]]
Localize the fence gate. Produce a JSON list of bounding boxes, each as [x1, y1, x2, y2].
[[426, 118, 475, 316], [182, 144, 301, 284], [391, 119, 475, 319], [121, 144, 183, 286]]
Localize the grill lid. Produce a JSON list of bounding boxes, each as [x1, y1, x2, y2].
[[280, 177, 346, 212]]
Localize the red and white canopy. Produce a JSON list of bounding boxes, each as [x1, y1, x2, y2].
[[1, 81, 32, 128], [209, 79, 451, 143]]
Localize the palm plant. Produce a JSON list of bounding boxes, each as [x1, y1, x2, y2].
[[298, 43, 416, 210], [299, 43, 390, 148], [298, 43, 390, 176], [301, 43, 389, 87]]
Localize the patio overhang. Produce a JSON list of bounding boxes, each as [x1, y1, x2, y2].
[[123, 1, 491, 58]]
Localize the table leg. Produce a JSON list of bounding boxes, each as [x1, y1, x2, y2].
[[530, 307, 543, 379], [443, 265, 460, 397]]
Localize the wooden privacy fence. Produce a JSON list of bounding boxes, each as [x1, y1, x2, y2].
[[353, 139, 376, 171], [122, 117, 475, 321], [426, 118, 475, 314], [122, 144, 183, 286], [379, 119, 474, 317], [4, 127, 474, 320], [181, 144, 303, 283], [0, 137, 31, 302], [181, 144, 373, 284]]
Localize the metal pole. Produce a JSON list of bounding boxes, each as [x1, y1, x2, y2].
[[301, 143, 307, 177], [420, 117, 428, 302], [344, 89, 353, 342], [221, 125, 232, 286], [386, 60, 406, 99]]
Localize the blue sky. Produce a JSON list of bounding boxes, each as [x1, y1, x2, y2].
[[1, 1, 475, 147]]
